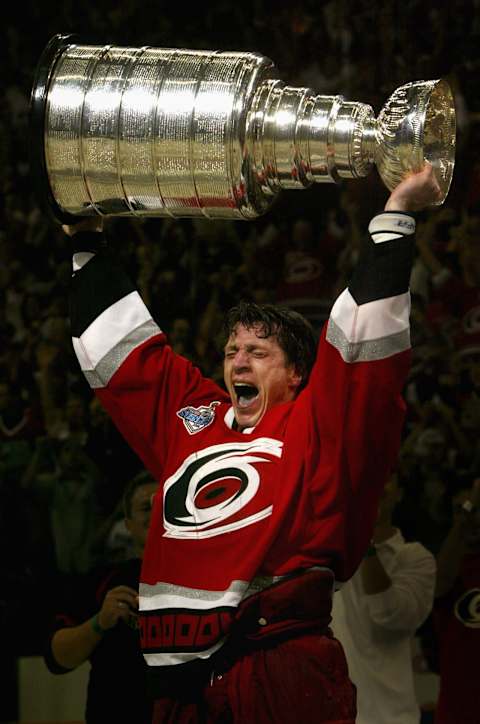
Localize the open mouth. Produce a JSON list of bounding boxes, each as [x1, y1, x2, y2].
[[234, 384, 259, 409]]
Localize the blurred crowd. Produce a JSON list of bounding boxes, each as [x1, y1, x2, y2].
[[1, 0, 479, 672]]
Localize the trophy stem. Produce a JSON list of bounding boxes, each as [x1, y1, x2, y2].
[[359, 118, 378, 167], [249, 84, 377, 194]]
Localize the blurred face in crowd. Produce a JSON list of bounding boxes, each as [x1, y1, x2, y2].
[[125, 482, 158, 555], [224, 324, 301, 430], [460, 394, 480, 432], [459, 215, 480, 286], [415, 427, 446, 464], [172, 317, 190, 340], [0, 383, 10, 412], [453, 488, 480, 551], [66, 395, 87, 429], [89, 396, 109, 427], [376, 475, 403, 526], [469, 358, 480, 390], [170, 318, 191, 354]]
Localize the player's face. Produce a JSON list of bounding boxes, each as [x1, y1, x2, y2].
[[224, 323, 301, 430]]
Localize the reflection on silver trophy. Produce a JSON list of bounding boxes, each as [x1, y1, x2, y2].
[[30, 35, 456, 222]]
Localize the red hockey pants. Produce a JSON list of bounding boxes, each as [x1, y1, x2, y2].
[[152, 630, 356, 723]]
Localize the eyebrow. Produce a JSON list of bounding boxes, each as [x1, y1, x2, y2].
[[224, 342, 268, 353]]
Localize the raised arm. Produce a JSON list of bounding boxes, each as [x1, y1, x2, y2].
[[293, 164, 443, 581], [64, 218, 227, 478], [360, 543, 436, 633]]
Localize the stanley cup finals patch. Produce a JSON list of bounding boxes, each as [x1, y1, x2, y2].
[[177, 401, 221, 434]]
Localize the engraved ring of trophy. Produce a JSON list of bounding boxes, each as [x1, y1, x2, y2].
[[30, 34, 456, 223]]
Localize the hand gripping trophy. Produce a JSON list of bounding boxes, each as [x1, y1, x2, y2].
[[30, 34, 456, 223]]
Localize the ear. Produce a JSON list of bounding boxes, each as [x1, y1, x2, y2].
[[288, 366, 303, 391]]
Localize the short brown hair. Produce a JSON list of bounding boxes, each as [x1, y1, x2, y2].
[[223, 301, 317, 392]]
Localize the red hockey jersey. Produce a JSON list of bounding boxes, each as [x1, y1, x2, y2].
[[70, 211, 415, 667]]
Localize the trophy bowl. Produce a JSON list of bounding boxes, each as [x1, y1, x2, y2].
[[374, 79, 456, 205]]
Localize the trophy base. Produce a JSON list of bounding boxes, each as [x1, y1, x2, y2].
[[29, 33, 82, 224]]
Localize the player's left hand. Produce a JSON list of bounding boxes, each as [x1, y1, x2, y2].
[[384, 162, 443, 212]]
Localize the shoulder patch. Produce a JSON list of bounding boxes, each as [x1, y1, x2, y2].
[[177, 401, 221, 435]]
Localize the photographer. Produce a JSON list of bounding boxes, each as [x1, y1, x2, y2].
[[44, 472, 157, 724]]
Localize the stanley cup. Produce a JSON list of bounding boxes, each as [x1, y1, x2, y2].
[[30, 34, 456, 223]]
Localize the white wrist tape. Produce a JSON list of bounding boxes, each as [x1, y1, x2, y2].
[[73, 251, 96, 272], [368, 213, 416, 244]]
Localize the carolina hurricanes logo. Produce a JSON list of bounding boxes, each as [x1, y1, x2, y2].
[[285, 254, 323, 284], [163, 438, 283, 539], [454, 588, 480, 628]]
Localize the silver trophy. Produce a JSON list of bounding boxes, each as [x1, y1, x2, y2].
[[30, 34, 456, 222]]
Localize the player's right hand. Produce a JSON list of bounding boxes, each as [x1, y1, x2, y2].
[[62, 216, 104, 237]]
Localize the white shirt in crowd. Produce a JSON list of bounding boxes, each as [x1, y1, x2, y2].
[[331, 529, 436, 724]]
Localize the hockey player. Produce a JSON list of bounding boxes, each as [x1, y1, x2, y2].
[[65, 164, 441, 723]]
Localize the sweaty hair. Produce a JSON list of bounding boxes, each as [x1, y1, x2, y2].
[[223, 301, 317, 392], [123, 470, 157, 518]]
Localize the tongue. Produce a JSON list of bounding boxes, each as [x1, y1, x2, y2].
[[238, 394, 257, 408]]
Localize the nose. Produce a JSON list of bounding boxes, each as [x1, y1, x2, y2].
[[231, 349, 251, 371]]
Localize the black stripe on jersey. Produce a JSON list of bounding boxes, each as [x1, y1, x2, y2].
[[348, 235, 415, 306], [70, 249, 136, 337]]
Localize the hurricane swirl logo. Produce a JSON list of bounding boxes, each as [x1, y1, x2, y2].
[[454, 588, 480, 628], [285, 255, 323, 284], [163, 438, 283, 539]]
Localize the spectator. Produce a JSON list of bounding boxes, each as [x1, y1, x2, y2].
[[21, 434, 103, 575], [432, 476, 480, 724], [331, 473, 436, 724], [86, 396, 143, 515], [44, 471, 158, 724]]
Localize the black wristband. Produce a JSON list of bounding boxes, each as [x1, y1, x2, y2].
[[70, 231, 107, 255], [349, 235, 415, 305]]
